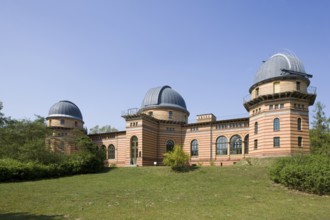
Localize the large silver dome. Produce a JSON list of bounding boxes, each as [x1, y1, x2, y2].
[[47, 100, 83, 121], [141, 85, 188, 113], [254, 53, 307, 85]]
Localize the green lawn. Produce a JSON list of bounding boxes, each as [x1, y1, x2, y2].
[[0, 165, 329, 220]]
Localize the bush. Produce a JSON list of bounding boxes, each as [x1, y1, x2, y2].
[[163, 145, 190, 172], [269, 155, 330, 195], [0, 151, 105, 182]]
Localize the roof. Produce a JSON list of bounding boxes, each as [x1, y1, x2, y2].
[[47, 100, 83, 121], [253, 52, 308, 85], [141, 85, 189, 113]]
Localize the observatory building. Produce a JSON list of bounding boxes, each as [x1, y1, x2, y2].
[[47, 52, 316, 166]]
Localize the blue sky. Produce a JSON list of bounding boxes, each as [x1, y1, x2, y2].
[[1, 0, 329, 131]]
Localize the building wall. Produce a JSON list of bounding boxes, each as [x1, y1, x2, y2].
[[251, 79, 308, 98], [141, 108, 188, 123], [48, 118, 84, 130]]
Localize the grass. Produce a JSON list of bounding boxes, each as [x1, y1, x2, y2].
[[0, 163, 329, 220]]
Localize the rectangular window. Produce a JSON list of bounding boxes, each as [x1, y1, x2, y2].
[[256, 88, 259, 97], [298, 137, 302, 147], [280, 104, 284, 109], [60, 119, 65, 125], [273, 137, 280, 148], [168, 111, 173, 119], [274, 82, 280, 93], [254, 139, 258, 150], [296, 81, 301, 91], [269, 105, 273, 110]]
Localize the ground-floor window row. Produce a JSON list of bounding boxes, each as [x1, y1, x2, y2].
[[100, 144, 116, 160], [191, 135, 249, 157]]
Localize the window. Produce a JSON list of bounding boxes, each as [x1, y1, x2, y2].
[[244, 135, 249, 154], [59, 141, 65, 151], [148, 111, 153, 116], [108, 145, 115, 159], [254, 122, 258, 134], [168, 111, 173, 119], [273, 82, 280, 93], [75, 121, 78, 127], [166, 140, 174, 152], [269, 105, 273, 110], [230, 135, 242, 154], [60, 119, 65, 125], [273, 137, 280, 148], [191, 140, 198, 156], [256, 88, 259, 97], [216, 136, 227, 155], [297, 118, 302, 131], [273, 118, 280, 131], [254, 139, 258, 150], [298, 137, 302, 147], [280, 104, 284, 109], [130, 136, 138, 165], [296, 81, 301, 91]]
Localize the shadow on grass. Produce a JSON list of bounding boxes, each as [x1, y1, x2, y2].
[[0, 212, 63, 220], [172, 165, 200, 173]]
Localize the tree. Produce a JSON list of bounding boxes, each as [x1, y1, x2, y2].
[[310, 102, 330, 156], [89, 125, 118, 134], [163, 145, 190, 171], [0, 101, 9, 127], [0, 116, 59, 164]]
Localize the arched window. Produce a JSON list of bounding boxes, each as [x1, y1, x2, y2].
[[254, 122, 258, 134], [166, 140, 175, 152], [130, 136, 138, 165], [230, 135, 242, 155], [216, 136, 227, 155], [191, 140, 198, 156], [273, 118, 280, 131], [244, 135, 249, 154], [297, 118, 302, 131], [108, 145, 115, 159]]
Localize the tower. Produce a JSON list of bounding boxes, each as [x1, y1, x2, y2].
[[46, 100, 84, 154], [244, 52, 316, 157]]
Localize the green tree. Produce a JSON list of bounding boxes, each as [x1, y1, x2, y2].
[[0, 101, 9, 127], [0, 116, 61, 164], [310, 102, 330, 156], [89, 125, 118, 134], [163, 145, 190, 171]]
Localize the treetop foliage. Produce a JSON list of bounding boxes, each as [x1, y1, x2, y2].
[[310, 101, 330, 156], [89, 125, 118, 134]]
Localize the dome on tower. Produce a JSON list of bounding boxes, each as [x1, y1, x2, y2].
[[141, 85, 189, 114], [253, 52, 309, 86], [47, 100, 83, 121]]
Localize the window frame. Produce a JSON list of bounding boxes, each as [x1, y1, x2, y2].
[[216, 136, 228, 155], [108, 145, 115, 159], [273, 137, 280, 148], [191, 140, 199, 156], [297, 118, 302, 131], [273, 118, 280, 131]]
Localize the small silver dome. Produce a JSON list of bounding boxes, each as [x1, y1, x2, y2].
[[141, 85, 188, 113], [47, 100, 83, 121], [254, 53, 307, 85]]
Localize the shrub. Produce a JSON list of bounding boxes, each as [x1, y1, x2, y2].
[[163, 145, 190, 172], [269, 155, 330, 195]]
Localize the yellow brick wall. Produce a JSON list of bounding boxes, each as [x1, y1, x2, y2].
[[251, 79, 308, 98]]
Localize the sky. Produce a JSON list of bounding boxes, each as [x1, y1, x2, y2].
[[0, 0, 329, 131]]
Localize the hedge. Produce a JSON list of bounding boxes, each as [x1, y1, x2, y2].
[[0, 152, 104, 182], [269, 155, 330, 195]]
